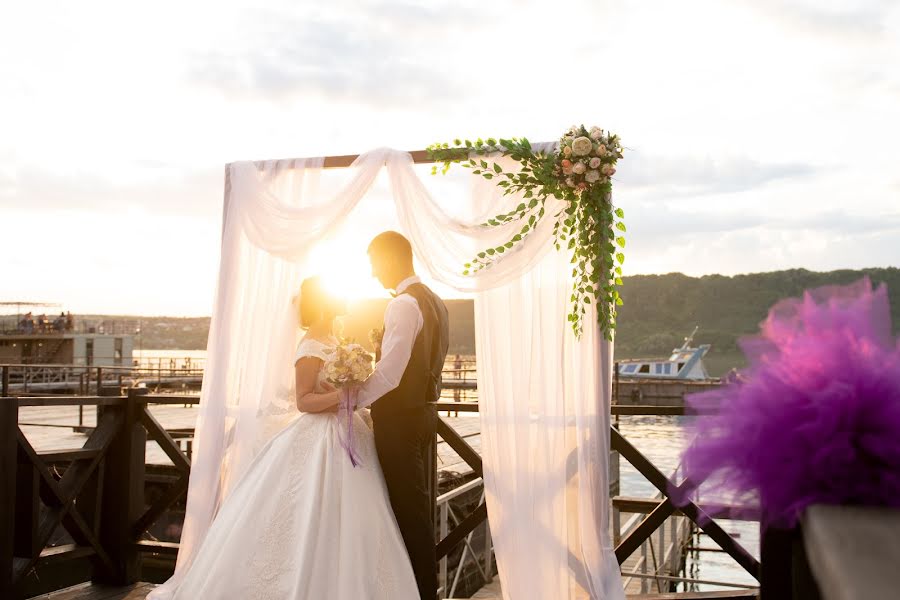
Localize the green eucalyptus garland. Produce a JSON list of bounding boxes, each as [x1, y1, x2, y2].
[[427, 125, 625, 340]]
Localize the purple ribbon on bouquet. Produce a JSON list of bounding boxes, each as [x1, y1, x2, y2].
[[339, 386, 362, 467]]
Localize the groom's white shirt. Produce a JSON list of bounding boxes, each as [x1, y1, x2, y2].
[[355, 275, 424, 409]]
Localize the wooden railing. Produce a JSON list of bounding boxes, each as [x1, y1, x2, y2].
[[1, 372, 490, 599], [1, 388, 151, 598], [435, 401, 763, 594], [5, 367, 816, 599]]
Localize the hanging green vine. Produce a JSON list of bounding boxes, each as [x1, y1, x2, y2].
[[427, 125, 625, 340]]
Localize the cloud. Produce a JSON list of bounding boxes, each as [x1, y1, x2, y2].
[[1, 165, 224, 217], [746, 0, 898, 40], [617, 152, 817, 197], [625, 208, 900, 277], [185, 3, 489, 105], [629, 200, 900, 237]]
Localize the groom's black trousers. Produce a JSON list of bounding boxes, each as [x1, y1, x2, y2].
[[373, 406, 437, 600]]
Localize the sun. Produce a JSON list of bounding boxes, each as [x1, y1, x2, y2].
[[306, 235, 385, 302]]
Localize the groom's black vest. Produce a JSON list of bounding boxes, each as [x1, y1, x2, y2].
[[372, 282, 449, 416]]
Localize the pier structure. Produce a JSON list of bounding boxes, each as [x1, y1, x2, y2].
[[5, 363, 889, 599]]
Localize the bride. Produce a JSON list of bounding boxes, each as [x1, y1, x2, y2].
[[167, 277, 419, 599]]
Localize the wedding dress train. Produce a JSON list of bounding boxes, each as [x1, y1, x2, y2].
[[170, 338, 419, 599]]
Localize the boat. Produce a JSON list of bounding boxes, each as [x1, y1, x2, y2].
[[616, 326, 712, 380]]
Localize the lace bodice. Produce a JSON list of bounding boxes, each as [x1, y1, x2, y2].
[[294, 336, 337, 392]]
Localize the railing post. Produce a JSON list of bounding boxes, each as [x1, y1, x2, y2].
[[438, 502, 448, 599], [1, 391, 18, 598], [641, 540, 649, 593], [93, 387, 147, 585], [760, 525, 804, 600]]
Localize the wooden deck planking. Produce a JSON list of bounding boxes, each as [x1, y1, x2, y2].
[[28, 582, 158, 600]]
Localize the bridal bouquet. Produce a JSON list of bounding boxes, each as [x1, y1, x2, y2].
[[324, 341, 374, 468], [323, 342, 374, 388]]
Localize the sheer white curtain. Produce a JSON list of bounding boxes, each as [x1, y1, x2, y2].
[[149, 148, 622, 600]]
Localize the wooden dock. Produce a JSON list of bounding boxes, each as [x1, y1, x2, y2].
[[4, 373, 779, 600]]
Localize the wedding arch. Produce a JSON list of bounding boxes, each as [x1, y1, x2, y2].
[[154, 132, 625, 600]]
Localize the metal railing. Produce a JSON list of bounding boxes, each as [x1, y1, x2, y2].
[[436, 477, 492, 599]]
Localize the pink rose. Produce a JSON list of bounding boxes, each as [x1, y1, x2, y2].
[[589, 157, 601, 169], [572, 161, 586, 174]]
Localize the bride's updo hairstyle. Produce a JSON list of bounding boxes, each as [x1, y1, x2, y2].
[[297, 276, 346, 329]]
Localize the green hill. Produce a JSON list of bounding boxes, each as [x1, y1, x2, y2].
[[613, 267, 900, 374]]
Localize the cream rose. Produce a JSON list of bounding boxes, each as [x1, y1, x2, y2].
[[571, 136, 593, 156], [590, 128, 603, 141], [585, 169, 600, 183], [562, 145, 573, 157], [596, 145, 607, 157], [572, 161, 586, 174], [589, 157, 601, 169]]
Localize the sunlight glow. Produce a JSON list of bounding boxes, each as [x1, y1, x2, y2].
[[306, 236, 385, 303]]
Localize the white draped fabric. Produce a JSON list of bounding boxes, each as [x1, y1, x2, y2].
[[149, 148, 623, 600]]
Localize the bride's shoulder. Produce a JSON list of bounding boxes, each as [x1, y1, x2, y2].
[[294, 336, 334, 364]]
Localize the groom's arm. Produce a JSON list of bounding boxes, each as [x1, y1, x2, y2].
[[353, 296, 423, 409]]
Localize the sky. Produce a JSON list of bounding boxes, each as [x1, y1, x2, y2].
[[2, 0, 899, 316]]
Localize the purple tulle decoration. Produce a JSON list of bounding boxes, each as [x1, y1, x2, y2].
[[672, 278, 900, 529]]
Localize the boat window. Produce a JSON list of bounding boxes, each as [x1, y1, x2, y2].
[[639, 364, 650, 374]]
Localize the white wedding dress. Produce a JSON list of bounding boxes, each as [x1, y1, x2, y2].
[[171, 338, 419, 600]]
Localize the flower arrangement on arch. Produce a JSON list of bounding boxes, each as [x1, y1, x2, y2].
[[427, 125, 626, 340]]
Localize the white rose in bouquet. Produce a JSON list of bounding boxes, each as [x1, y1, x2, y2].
[[572, 136, 593, 156], [323, 342, 374, 388]]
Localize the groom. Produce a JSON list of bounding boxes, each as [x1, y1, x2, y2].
[[349, 231, 449, 599]]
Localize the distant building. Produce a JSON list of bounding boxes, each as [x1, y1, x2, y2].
[[0, 332, 134, 366]]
